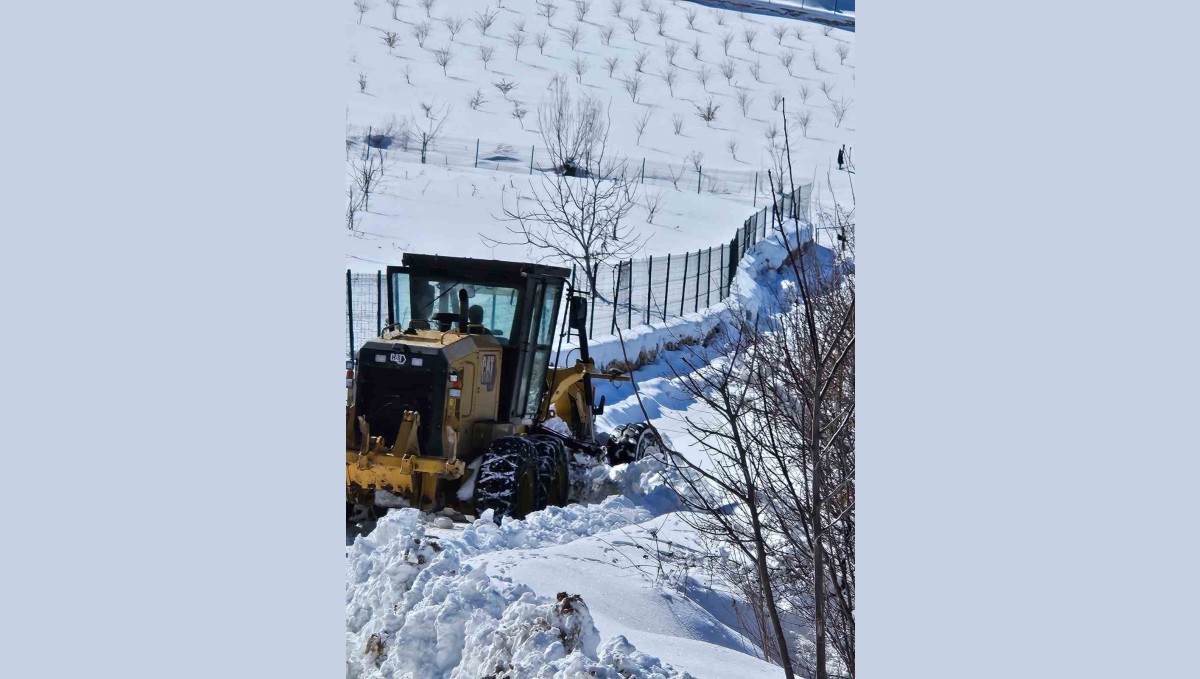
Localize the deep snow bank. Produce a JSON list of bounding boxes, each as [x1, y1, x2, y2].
[[347, 504, 695, 678]]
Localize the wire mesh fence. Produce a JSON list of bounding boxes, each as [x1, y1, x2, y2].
[[346, 185, 810, 358], [349, 131, 781, 203]]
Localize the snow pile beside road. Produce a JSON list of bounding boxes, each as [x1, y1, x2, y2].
[[347, 508, 694, 678]]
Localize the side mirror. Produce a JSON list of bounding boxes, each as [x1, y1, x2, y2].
[[569, 296, 588, 330], [592, 395, 606, 415]]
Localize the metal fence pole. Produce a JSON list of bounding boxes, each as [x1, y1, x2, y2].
[[474, 139, 480, 168], [626, 259, 633, 329], [753, 171, 758, 207], [376, 270, 383, 336], [679, 252, 689, 316], [696, 166, 702, 194], [706, 247, 713, 308], [346, 269, 354, 360], [662, 253, 671, 322], [610, 265, 619, 334], [529, 145, 535, 174], [694, 249, 702, 313], [645, 255, 653, 325], [641, 158, 646, 184]]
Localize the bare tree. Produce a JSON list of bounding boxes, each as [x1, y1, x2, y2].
[[477, 44, 495, 70], [690, 39, 702, 60], [835, 42, 850, 66], [622, 74, 642, 103], [489, 139, 643, 296], [537, 79, 605, 174], [624, 16, 642, 40], [820, 79, 836, 100], [763, 121, 779, 146], [823, 26, 833, 37], [664, 42, 679, 66], [346, 183, 363, 230], [653, 8, 668, 36], [609, 0, 624, 19], [727, 138, 739, 160], [737, 90, 752, 117], [419, 0, 435, 17], [401, 63, 413, 84], [686, 150, 703, 173], [354, 0, 374, 24], [382, 31, 400, 53], [793, 26, 806, 42], [633, 48, 650, 73], [493, 78, 517, 99], [671, 113, 684, 135], [769, 90, 783, 111], [514, 17, 527, 32], [600, 24, 615, 45], [772, 24, 787, 45], [743, 27, 758, 51], [710, 8, 726, 26], [507, 29, 526, 59], [793, 108, 811, 137], [604, 55, 619, 77], [695, 97, 719, 126], [350, 145, 385, 211], [575, 0, 592, 22], [638, 0, 650, 13], [537, 0, 558, 23], [511, 99, 529, 129], [798, 83, 811, 104], [642, 190, 665, 223], [830, 97, 851, 127], [684, 7, 698, 30], [468, 88, 487, 110], [536, 31, 549, 54], [573, 54, 589, 83], [720, 58, 736, 85], [472, 8, 499, 36], [386, 0, 401, 21], [720, 30, 734, 55], [412, 21, 430, 48], [749, 60, 763, 82], [694, 65, 712, 92], [633, 108, 652, 144], [433, 46, 453, 75], [562, 24, 583, 49], [662, 65, 679, 96], [444, 16, 464, 41], [411, 102, 450, 163], [357, 72, 368, 93], [780, 51, 795, 76]]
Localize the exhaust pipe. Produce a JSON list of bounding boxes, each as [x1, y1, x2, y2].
[[458, 288, 469, 332]]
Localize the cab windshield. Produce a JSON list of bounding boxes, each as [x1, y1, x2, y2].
[[390, 271, 521, 344]]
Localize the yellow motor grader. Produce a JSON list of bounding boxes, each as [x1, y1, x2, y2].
[[346, 253, 662, 521]]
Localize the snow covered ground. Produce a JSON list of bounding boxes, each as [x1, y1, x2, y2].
[[346, 0, 855, 268], [345, 1, 854, 676]]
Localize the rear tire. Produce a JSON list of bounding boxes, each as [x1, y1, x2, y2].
[[473, 437, 538, 522], [606, 423, 663, 465], [530, 435, 570, 508]]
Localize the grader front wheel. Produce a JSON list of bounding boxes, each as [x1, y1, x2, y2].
[[473, 437, 539, 522]]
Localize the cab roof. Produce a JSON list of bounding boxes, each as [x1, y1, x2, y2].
[[398, 253, 571, 282]]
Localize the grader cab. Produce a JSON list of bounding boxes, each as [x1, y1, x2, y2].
[[346, 253, 659, 521]]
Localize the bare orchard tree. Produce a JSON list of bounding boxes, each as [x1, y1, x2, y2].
[[780, 51, 795, 76], [610, 0, 624, 18], [473, 8, 499, 36], [835, 42, 850, 66], [386, 0, 401, 21], [831, 97, 851, 127], [468, 88, 487, 110], [743, 27, 758, 51], [419, 0, 436, 17], [349, 145, 386, 212], [537, 79, 605, 174], [575, 0, 592, 22], [537, 0, 558, 24], [354, 0, 374, 24], [346, 182, 363, 230], [622, 73, 642, 103], [357, 72, 368, 93], [411, 102, 450, 163], [798, 83, 811, 105], [671, 113, 684, 135], [633, 108, 652, 145], [507, 29, 527, 59], [664, 41, 679, 66], [412, 21, 430, 48], [433, 46, 453, 75], [685, 7, 698, 30], [695, 96, 719, 126], [444, 16, 465, 41], [727, 138, 739, 160], [604, 55, 619, 77], [573, 55, 589, 83], [536, 31, 549, 54], [562, 24, 584, 49], [720, 58, 736, 84], [737, 90, 752, 117], [493, 78, 517, 99], [772, 24, 787, 45], [690, 39, 701, 60], [721, 30, 734, 55], [653, 8, 668, 35], [794, 108, 812, 137], [382, 31, 400, 53], [662, 65, 679, 96], [624, 16, 642, 40], [488, 140, 643, 297], [695, 64, 712, 92], [641, 189, 665, 223], [511, 99, 529, 129], [633, 48, 650, 73], [477, 44, 496, 70], [600, 24, 615, 45]]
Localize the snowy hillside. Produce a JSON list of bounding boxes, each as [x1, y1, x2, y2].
[[346, 0, 854, 268]]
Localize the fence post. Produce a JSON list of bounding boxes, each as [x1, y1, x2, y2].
[[706, 247, 713, 308], [679, 252, 689, 316], [611, 264, 620, 335], [641, 158, 646, 184], [694, 249, 702, 313], [728, 237, 739, 294], [645, 255, 653, 325], [529, 145, 535, 174], [346, 269, 354, 360], [662, 253, 671, 322], [696, 166, 702, 194], [753, 171, 758, 207], [474, 139, 480, 168], [626, 259, 633, 329], [376, 270, 383, 336]]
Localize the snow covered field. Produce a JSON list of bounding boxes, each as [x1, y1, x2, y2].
[[345, 2, 854, 677], [346, 0, 854, 268]]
